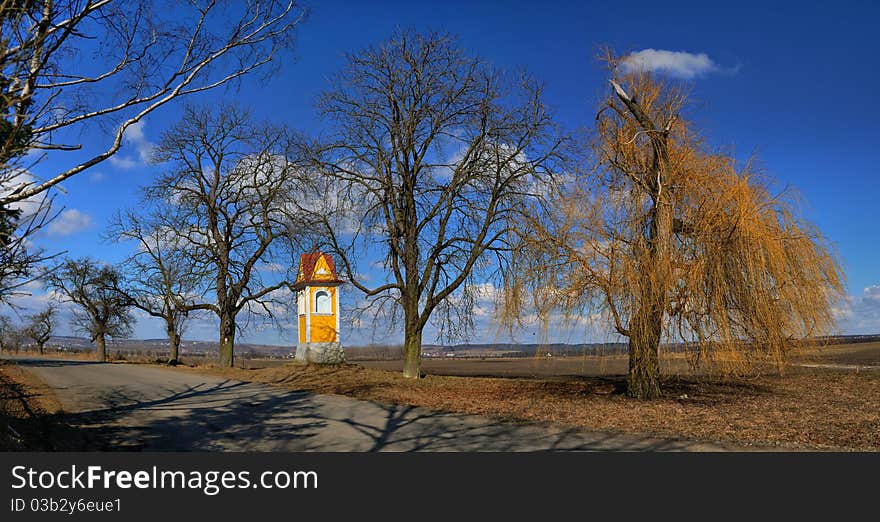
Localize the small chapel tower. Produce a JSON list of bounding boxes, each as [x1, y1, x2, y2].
[[293, 252, 345, 363]]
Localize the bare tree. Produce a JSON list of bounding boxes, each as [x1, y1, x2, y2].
[[506, 52, 845, 399], [300, 31, 566, 378], [1, 0, 307, 205], [47, 257, 134, 361], [0, 314, 16, 351], [0, 1, 305, 300], [145, 105, 309, 367], [108, 208, 200, 364], [23, 304, 56, 354], [1, 321, 25, 352]]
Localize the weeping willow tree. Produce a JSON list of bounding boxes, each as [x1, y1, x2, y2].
[[504, 53, 845, 399]]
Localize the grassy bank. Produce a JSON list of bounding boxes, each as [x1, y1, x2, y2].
[[0, 360, 66, 450]]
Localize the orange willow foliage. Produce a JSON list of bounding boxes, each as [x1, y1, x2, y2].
[[504, 57, 845, 379]]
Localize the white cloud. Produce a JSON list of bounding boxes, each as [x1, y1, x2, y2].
[[0, 281, 72, 323], [833, 285, 880, 334], [88, 171, 106, 183], [46, 209, 92, 236], [620, 49, 723, 79], [258, 262, 286, 273], [108, 155, 138, 170], [109, 120, 155, 170], [1, 170, 48, 218]]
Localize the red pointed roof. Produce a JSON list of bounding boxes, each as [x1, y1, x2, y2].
[[293, 252, 344, 289]]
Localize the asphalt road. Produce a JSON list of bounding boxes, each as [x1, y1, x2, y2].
[[6, 357, 750, 451]]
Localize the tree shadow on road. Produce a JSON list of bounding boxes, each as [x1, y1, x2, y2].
[[16, 361, 737, 452], [66, 389, 717, 451], [60, 380, 329, 451], [330, 402, 732, 451]]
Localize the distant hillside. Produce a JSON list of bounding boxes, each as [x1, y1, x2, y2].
[[46, 336, 293, 357], [42, 333, 880, 360]]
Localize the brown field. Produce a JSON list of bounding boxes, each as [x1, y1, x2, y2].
[[791, 342, 880, 367], [361, 354, 671, 378], [261, 341, 880, 379]]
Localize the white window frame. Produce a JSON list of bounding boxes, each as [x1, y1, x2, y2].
[[314, 290, 332, 314]]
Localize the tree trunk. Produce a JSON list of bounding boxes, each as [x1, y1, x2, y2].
[[627, 195, 673, 400], [402, 323, 422, 379], [37, 342, 44, 355], [218, 311, 235, 368], [167, 322, 181, 364], [610, 80, 675, 399], [627, 303, 662, 400], [95, 334, 107, 362]]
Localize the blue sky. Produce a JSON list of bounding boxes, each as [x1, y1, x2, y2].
[[9, 1, 880, 345]]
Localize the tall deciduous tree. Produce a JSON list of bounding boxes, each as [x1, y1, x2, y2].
[[301, 31, 566, 379], [506, 53, 845, 399], [145, 106, 308, 367], [1, 0, 306, 204], [108, 209, 200, 364], [48, 258, 134, 361], [1, 1, 306, 300]]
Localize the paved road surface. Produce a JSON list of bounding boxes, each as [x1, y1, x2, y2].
[[6, 357, 750, 451]]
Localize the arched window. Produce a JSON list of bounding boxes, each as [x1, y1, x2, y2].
[[314, 290, 331, 314]]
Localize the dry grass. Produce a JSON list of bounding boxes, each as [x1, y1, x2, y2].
[[179, 361, 879, 451], [792, 342, 880, 367], [0, 360, 64, 450]]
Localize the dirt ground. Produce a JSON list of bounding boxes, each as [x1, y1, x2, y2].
[[187, 351, 880, 451], [0, 360, 66, 450]]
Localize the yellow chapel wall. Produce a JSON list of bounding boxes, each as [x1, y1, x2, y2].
[[307, 286, 338, 343]]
